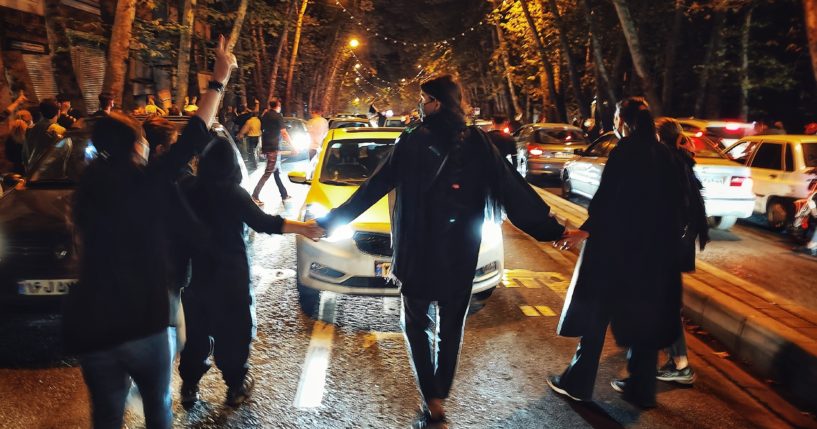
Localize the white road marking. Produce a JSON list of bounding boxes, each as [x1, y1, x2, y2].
[[293, 293, 337, 408]]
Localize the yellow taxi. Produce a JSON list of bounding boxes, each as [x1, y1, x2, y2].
[[288, 127, 504, 310]]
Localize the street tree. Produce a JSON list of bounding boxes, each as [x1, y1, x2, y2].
[[175, 0, 197, 111], [103, 0, 137, 109], [285, 0, 310, 115], [44, 0, 87, 114], [611, 0, 663, 115]]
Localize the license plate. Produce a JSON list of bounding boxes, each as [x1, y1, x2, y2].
[[375, 261, 392, 278], [17, 279, 76, 296], [700, 176, 725, 185], [554, 152, 574, 158]]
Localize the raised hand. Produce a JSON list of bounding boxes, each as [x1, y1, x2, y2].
[[553, 229, 589, 251], [213, 34, 238, 85]]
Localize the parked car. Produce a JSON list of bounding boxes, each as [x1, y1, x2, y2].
[[328, 117, 373, 129], [724, 135, 817, 229], [514, 123, 590, 179], [287, 127, 504, 313], [0, 118, 246, 308], [676, 118, 756, 149], [563, 132, 755, 230]]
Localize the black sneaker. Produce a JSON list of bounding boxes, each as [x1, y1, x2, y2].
[[610, 378, 627, 393], [411, 409, 449, 429], [611, 379, 657, 409], [547, 375, 585, 402], [225, 374, 255, 408], [793, 245, 817, 256], [658, 358, 676, 373], [180, 383, 199, 410], [656, 365, 697, 385]]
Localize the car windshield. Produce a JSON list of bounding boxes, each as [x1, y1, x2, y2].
[[333, 121, 370, 129], [27, 135, 96, 185], [285, 119, 306, 133], [320, 138, 395, 185], [803, 142, 817, 168], [537, 129, 589, 145], [686, 135, 724, 158]]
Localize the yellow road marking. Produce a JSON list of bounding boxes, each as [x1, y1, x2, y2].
[[519, 305, 541, 317], [535, 305, 556, 316]]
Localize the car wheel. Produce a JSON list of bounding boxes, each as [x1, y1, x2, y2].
[[708, 216, 737, 231], [766, 199, 793, 231], [561, 173, 573, 198], [473, 287, 495, 301], [296, 282, 321, 318], [468, 287, 495, 314]]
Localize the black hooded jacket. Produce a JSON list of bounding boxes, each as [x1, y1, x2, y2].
[[65, 116, 210, 355], [183, 138, 284, 299], [320, 110, 564, 301]]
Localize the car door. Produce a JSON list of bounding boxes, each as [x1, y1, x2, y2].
[[570, 134, 615, 197], [747, 141, 785, 212]]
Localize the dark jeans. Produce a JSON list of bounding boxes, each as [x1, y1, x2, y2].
[[667, 315, 688, 358], [252, 150, 288, 200], [558, 310, 658, 404], [80, 329, 172, 429], [178, 288, 254, 390], [243, 136, 260, 171], [401, 291, 471, 405]]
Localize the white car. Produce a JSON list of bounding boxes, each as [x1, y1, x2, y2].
[[288, 128, 504, 312], [724, 135, 817, 229], [562, 132, 755, 230], [676, 118, 757, 149]]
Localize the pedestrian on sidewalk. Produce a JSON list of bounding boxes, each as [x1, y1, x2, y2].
[[306, 108, 329, 161], [549, 97, 685, 409], [318, 74, 579, 428], [63, 35, 236, 429], [654, 117, 711, 385], [251, 98, 292, 206], [177, 135, 324, 409], [487, 115, 517, 168], [237, 111, 262, 171]]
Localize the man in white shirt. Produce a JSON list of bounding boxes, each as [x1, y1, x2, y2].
[[305, 109, 329, 161]]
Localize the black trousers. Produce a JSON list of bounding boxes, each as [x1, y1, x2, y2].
[[252, 150, 289, 200], [243, 136, 260, 171], [178, 288, 254, 390], [401, 291, 471, 405], [559, 309, 658, 404]]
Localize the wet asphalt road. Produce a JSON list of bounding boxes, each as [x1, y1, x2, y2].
[[0, 161, 814, 428]]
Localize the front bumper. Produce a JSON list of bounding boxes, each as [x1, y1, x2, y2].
[[703, 196, 755, 218], [296, 234, 504, 296]]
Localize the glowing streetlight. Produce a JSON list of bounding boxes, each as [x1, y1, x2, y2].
[[349, 38, 360, 48], [354, 63, 361, 69]]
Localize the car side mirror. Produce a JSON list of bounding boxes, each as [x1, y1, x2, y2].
[[288, 171, 310, 184]]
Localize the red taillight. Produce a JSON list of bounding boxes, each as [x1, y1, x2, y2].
[[730, 176, 747, 187], [528, 145, 543, 156], [503, 127, 510, 134], [695, 131, 704, 138]]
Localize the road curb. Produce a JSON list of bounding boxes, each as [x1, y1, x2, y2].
[[532, 186, 817, 414]]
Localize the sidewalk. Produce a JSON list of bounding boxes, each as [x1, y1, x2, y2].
[[532, 187, 817, 414]]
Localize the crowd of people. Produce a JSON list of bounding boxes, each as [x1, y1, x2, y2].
[[0, 33, 809, 429]]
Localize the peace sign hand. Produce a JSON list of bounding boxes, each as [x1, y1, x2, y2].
[[213, 34, 238, 85]]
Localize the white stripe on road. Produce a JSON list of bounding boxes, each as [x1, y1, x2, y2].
[[293, 293, 337, 409]]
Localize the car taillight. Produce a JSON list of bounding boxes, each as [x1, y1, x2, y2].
[[730, 176, 748, 187], [528, 145, 543, 156], [695, 131, 704, 138]]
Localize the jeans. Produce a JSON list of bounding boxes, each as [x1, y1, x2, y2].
[[558, 309, 658, 404], [252, 150, 288, 200], [80, 329, 172, 429], [243, 136, 260, 171], [401, 291, 471, 405]]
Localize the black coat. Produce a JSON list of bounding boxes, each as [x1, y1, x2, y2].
[[557, 135, 684, 348], [672, 147, 709, 272], [184, 138, 284, 305], [65, 116, 211, 355], [320, 110, 564, 301]]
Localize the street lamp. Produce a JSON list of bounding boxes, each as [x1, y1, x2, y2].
[[349, 38, 360, 48], [354, 63, 361, 69]]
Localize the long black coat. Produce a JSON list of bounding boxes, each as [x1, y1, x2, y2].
[[557, 135, 684, 348], [320, 111, 564, 301]]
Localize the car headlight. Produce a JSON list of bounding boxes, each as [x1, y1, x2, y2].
[[303, 203, 330, 221], [294, 133, 310, 150], [325, 224, 354, 242], [481, 221, 502, 245]]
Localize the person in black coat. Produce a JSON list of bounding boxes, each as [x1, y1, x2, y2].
[[654, 117, 710, 385], [488, 115, 518, 168], [550, 97, 685, 408], [319, 74, 578, 428], [178, 136, 323, 409]]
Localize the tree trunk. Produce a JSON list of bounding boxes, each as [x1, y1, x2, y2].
[[175, 0, 196, 111], [251, 25, 264, 101], [494, 23, 523, 119], [44, 0, 87, 114], [661, 0, 685, 115], [806, 0, 817, 87], [694, 7, 726, 117], [519, 0, 565, 122], [102, 0, 136, 109], [738, 6, 754, 121], [269, 0, 296, 101], [0, 46, 11, 109], [285, 0, 309, 116], [227, 0, 249, 52], [579, 0, 617, 109], [256, 24, 269, 101], [547, 0, 590, 120], [611, 0, 662, 115]]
